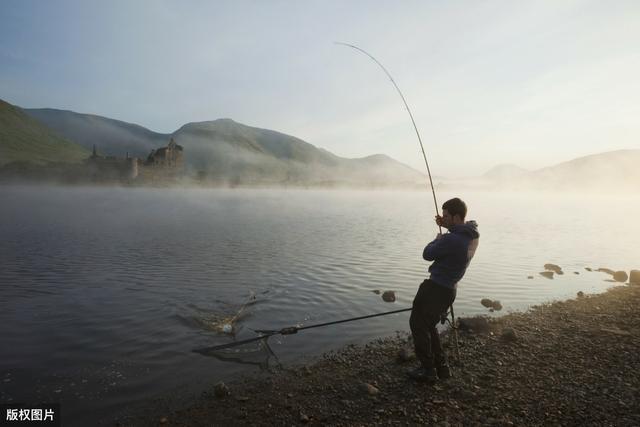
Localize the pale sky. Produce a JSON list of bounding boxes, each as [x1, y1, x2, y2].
[[1, 0, 639, 177]]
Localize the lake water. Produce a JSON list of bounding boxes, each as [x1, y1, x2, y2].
[[1, 186, 638, 425]]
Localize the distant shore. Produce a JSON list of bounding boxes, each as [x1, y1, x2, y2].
[[129, 282, 640, 426]]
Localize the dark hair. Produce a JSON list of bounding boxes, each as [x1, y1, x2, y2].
[[442, 198, 467, 221]]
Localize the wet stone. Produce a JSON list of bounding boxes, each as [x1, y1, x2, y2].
[[214, 382, 229, 398], [613, 271, 628, 282], [501, 328, 518, 342], [382, 291, 396, 302]]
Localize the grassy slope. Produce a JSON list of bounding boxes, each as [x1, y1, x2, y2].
[[0, 99, 89, 166]]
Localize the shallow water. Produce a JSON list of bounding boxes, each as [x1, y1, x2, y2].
[[0, 186, 638, 425]]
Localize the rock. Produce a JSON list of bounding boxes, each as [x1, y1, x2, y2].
[[397, 347, 415, 362], [372, 289, 381, 295], [539, 271, 554, 279], [597, 267, 615, 275], [359, 382, 379, 395], [458, 316, 491, 334], [481, 298, 494, 308], [214, 382, 229, 398], [491, 300, 503, 311], [613, 271, 628, 282], [631, 270, 640, 284], [501, 328, 517, 342], [544, 263, 563, 274], [577, 291, 585, 298], [299, 412, 310, 423], [527, 276, 534, 279], [574, 271, 580, 275], [159, 417, 168, 424], [585, 267, 593, 271], [382, 291, 396, 302]]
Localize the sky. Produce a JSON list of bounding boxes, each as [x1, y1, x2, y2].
[[1, 0, 639, 177]]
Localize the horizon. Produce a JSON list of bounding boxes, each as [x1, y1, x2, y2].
[[1, 1, 639, 178]]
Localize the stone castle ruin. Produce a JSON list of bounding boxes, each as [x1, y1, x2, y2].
[[86, 138, 184, 183]]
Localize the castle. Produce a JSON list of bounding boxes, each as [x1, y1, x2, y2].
[[86, 138, 184, 182]]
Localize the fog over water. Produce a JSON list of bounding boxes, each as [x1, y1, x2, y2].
[[1, 186, 638, 425]]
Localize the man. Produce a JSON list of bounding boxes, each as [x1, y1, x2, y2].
[[408, 197, 479, 382]]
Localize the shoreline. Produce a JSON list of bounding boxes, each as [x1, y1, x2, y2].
[[128, 282, 640, 426]]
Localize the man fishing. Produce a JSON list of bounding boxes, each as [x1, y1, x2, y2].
[[408, 197, 479, 383]]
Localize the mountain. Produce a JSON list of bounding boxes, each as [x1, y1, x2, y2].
[[172, 119, 423, 186], [480, 150, 640, 192], [17, 105, 424, 186], [25, 108, 170, 158], [0, 99, 89, 166], [482, 164, 529, 181]]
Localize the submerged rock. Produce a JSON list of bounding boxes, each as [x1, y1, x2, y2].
[[491, 301, 503, 311], [613, 271, 628, 282], [577, 291, 585, 298], [585, 267, 593, 272], [597, 268, 615, 275], [544, 263, 563, 274], [539, 271, 554, 279], [382, 291, 396, 302], [527, 276, 534, 279], [372, 290, 381, 295], [631, 270, 640, 285], [481, 298, 493, 308]]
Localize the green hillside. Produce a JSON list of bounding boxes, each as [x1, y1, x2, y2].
[[0, 99, 89, 166]]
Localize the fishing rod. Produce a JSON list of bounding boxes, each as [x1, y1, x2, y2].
[[193, 307, 412, 354], [335, 42, 441, 232]]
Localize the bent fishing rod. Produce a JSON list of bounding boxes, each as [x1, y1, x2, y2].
[[335, 42, 441, 232]]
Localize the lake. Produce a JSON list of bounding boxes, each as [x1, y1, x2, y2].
[[1, 186, 638, 425]]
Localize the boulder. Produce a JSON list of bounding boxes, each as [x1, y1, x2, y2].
[[613, 271, 628, 282], [359, 382, 379, 396], [501, 328, 517, 342], [539, 271, 554, 279], [458, 316, 491, 334], [631, 270, 640, 285], [480, 298, 493, 308], [544, 263, 563, 274], [397, 347, 415, 362], [382, 291, 396, 302], [214, 381, 229, 398]]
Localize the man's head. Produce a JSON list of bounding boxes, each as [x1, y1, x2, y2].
[[441, 198, 467, 228]]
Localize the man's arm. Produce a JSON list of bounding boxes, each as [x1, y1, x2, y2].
[[423, 233, 450, 261]]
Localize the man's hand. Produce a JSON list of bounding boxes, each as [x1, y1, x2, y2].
[[435, 215, 443, 227]]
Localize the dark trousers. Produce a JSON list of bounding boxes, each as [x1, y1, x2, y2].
[[410, 279, 456, 369]]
